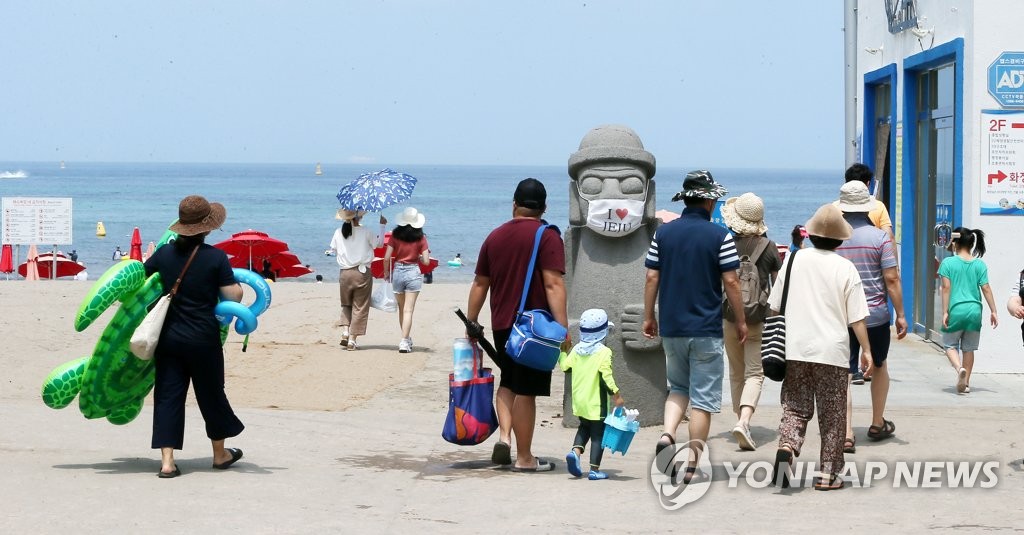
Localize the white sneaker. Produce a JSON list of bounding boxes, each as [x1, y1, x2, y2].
[[398, 338, 412, 353], [732, 424, 756, 451], [956, 367, 968, 393]]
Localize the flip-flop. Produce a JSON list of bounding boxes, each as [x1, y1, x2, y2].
[[212, 448, 243, 470], [491, 441, 512, 466], [157, 465, 181, 479], [511, 459, 555, 473]]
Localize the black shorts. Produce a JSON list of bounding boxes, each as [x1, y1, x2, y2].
[[848, 323, 892, 373], [491, 328, 552, 397]]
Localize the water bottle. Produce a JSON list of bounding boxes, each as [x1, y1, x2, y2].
[[452, 338, 475, 381]]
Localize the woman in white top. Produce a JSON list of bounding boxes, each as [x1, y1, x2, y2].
[[767, 204, 872, 491], [329, 209, 386, 350]]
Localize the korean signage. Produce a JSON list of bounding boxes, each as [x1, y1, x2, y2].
[[1, 197, 74, 244], [980, 111, 1024, 215], [988, 52, 1024, 108]]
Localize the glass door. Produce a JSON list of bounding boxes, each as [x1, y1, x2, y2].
[[913, 65, 956, 340]]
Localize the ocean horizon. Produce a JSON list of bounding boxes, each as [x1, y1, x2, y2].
[[1, 161, 839, 283]]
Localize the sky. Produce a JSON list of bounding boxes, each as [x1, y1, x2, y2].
[[1, 1, 846, 169]]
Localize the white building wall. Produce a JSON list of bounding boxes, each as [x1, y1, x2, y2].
[[857, 1, 1022, 372]]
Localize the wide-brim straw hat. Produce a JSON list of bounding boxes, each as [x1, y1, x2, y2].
[[336, 208, 367, 221], [721, 192, 768, 235], [169, 195, 226, 236], [805, 203, 852, 241], [836, 181, 876, 213], [395, 207, 425, 229]]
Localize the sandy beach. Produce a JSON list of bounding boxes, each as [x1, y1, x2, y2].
[[3, 280, 1024, 532]]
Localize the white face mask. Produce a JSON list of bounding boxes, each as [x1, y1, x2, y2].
[[581, 188, 647, 237]]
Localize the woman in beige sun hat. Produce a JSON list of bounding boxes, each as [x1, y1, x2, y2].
[[719, 192, 782, 452], [329, 208, 387, 350]]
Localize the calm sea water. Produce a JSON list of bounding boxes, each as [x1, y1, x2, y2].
[[0, 162, 837, 282]]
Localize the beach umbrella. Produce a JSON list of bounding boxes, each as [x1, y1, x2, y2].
[[655, 209, 680, 223], [228, 251, 302, 273], [275, 264, 314, 279], [0, 244, 13, 278], [20, 253, 85, 279], [213, 230, 289, 270], [20, 245, 40, 281], [336, 168, 418, 212], [129, 227, 143, 261]]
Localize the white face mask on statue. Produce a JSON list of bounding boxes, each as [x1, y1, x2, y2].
[[581, 188, 647, 238]]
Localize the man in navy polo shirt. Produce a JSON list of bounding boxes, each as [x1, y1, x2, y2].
[[643, 170, 746, 484]]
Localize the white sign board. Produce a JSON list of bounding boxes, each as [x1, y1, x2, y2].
[[980, 111, 1024, 215], [1, 197, 74, 245]]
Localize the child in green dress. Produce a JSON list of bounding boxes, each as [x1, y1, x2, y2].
[[938, 228, 999, 393], [560, 308, 624, 480]]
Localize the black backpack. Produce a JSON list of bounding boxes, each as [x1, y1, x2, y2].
[[724, 237, 771, 325]]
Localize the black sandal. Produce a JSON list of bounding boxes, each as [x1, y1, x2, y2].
[[771, 447, 794, 488], [867, 419, 896, 441], [655, 433, 677, 477], [843, 437, 856, 454], [655, 432, 675, 455]]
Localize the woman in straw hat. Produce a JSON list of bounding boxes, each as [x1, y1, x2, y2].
[[767, 203, 873, 491], [720, 192, 781, 451], [383, 207, 430, 353], [329, 208, 387, 350], [145, 195, 245, 478]]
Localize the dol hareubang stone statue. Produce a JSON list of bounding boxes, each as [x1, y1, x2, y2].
[[564, 125, 665, 426]]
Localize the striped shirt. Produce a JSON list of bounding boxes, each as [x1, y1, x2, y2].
[[645, 206, 739, 337], [836, 215, 896, 327]]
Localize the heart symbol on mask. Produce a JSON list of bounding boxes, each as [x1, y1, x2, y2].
[[615, 208, 629, 220]]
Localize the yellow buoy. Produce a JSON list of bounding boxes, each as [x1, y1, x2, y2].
[[96, 221, 106, 237]]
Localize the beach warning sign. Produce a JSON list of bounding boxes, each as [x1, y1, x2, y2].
[[1, 197, 73, 245], [980, 111, 1024, 215]]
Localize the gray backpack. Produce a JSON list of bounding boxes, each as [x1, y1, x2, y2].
[[724, 237, 771, 325]]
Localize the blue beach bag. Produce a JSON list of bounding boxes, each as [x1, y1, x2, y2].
[[442, 340, 498, 446], [504, 224, 567, 371]]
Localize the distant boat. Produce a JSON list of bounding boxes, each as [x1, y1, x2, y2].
[[315, 162, 323, 176], [60, 160, 66, 170], [96, 221, 107, 237], [0, 170, 28, 179]]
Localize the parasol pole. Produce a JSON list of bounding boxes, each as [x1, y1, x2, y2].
[[51, 244, 58, 280]]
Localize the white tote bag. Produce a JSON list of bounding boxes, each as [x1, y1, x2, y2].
[[130, 295, 171, 360], [129, 245, 200, 360]]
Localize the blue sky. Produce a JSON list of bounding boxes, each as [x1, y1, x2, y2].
[[1, 1, 845, 169]]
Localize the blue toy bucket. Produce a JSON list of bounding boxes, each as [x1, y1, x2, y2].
[[601, 406, 639, 455]]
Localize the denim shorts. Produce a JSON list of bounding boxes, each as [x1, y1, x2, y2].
[[942, 330, 980, 352], [663, 336, 724, 413], [392, 263, 423, 293]]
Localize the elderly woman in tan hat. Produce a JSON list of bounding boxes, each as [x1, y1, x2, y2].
[[768, 203, 873, 491], [720, 192, 782, 451], [329, 208, 387, 350], [145, 195, 245, 478]]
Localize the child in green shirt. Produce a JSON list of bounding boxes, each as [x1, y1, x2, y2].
[[560, 308, 624, 480]]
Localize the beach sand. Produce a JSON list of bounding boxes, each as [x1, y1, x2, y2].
[[3, 280, 1024, 532], [8, 281, 477, 411]]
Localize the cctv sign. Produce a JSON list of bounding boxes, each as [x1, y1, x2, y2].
[[988, 52, 1024, 108]]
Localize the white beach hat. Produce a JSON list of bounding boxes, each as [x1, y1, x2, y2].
[[395, 207, 426, 228], [721, 192, 768, 236], [836, 181, 876, 213]]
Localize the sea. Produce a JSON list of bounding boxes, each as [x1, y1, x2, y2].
[[0, 162, 838, 283]]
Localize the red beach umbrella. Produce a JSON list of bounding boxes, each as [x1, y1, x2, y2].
[[129, 227, 143, 261], [275, 264, 314, 279], [0, 244, 13, 274], [20, 252, 85, 279], [213, 230, 289, 270], [20, 245, 40, 281], [229, 251, 302, 272]]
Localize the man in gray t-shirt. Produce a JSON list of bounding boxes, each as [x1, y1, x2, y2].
[[836, 181, 907, 448]]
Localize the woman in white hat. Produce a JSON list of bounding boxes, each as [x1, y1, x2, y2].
[[720, 192, 782, 451], [383, 207, 430, 353], [329, 208, 387, 350]]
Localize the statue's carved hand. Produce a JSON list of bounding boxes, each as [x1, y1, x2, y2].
[[621, 304, 661, 351]]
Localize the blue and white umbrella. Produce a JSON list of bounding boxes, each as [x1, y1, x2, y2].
[[336, 168, 418, 212]]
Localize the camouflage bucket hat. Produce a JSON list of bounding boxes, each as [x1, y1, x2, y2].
[[671, 170, 728, 201]]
